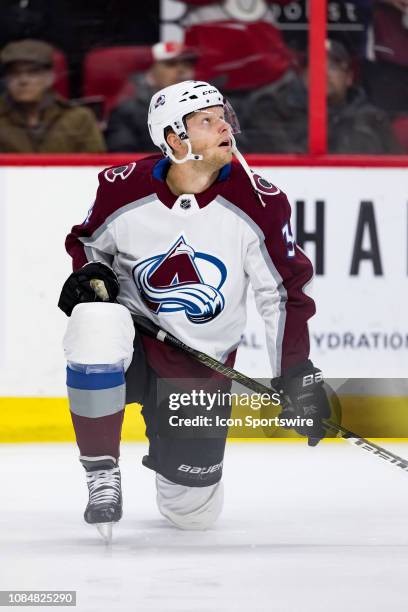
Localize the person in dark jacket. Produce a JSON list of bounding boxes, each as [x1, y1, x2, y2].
[[363, 0, 408, 114], [243, 40, 401, 154], [0, 39, 105, 152], [106, 42, 198, 153]]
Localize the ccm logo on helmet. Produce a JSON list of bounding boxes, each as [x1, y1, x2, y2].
[[202, 89, 217, 95]]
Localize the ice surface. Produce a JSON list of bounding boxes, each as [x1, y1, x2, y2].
[[1, 441, 408, 611]]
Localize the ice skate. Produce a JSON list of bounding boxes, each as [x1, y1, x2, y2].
[[80, 456, 122, 543]]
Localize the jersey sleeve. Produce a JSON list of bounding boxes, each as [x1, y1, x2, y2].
[[244, 192, 315, 377], [65, 170, 119, 271]]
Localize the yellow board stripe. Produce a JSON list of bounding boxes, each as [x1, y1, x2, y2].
[[0, 398, 146, 443], [0, 396, 408, 443]]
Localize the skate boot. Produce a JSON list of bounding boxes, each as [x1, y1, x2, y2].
[[80, 455, 122, 543]]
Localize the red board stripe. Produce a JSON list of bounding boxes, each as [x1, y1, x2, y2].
[[0, 153, 407, 167]]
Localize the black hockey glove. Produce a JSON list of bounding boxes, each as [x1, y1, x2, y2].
[[58, 262, 119, 316], [272, 360, 331, 447]]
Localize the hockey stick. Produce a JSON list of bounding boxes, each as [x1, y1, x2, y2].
[[133, 314, 408, 474]]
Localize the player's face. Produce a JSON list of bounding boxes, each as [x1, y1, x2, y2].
[[185, 106, 233, 167]]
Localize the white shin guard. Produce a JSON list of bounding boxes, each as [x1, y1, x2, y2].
[[156, 474, 224, 530]]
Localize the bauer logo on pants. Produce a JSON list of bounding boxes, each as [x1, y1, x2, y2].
[[133, 236, 227, 324]]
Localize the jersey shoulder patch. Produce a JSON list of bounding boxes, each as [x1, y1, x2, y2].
[[99, 155, 161, 189], [252, 172, 280, 196], [104, 162, 136, 183], [223, 162, 289, 234], [230, 162, 281, 198]]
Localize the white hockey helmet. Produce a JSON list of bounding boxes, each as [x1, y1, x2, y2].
[[148, 79, 279, 204], [148, 80, 240, 164]]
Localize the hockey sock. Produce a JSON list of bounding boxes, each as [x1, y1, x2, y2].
[[67, 362, 126, 459]]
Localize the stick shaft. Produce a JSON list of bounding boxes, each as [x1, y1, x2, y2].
[[133, 315, 408, 473]]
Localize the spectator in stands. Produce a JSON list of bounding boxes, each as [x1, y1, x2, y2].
[[243, 40, 401, 154], [0, 1, 160, 98], [363, 0, 408, 114], [0, 39, 105, 152], [106, 42, 198, 152]]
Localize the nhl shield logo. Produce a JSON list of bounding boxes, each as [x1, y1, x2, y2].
[[133, 236, 227, 324]]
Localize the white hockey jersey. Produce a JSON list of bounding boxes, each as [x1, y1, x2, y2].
[[66, 155, 315, 379]]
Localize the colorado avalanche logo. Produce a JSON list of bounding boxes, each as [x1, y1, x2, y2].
[[154, 94, 166, 109], [133, 236, 226, 324], [104, 162, 136, 183]]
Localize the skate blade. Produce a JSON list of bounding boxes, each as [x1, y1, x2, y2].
[[96, 522, 113, 544]]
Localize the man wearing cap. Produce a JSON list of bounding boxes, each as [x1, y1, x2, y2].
[[0, 39, 105, 153], [243, 39, 400, 154], [106, 41, 198, 152]]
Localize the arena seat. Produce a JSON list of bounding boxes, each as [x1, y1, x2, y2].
[[53, 49, 69, 99], [392, 116, 408, 153], [83, 46, 153, 118]]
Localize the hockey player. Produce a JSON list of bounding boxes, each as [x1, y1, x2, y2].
[[58, 80, 330, 540]]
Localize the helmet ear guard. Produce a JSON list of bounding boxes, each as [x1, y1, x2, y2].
[[167, 138, 203, 164], [160, 120, 203, 164]]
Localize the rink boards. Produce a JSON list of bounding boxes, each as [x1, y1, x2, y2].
[[0, 165, 406, 441], [1, 394, 408, 443]]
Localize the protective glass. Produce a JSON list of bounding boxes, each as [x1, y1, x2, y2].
[[224, 99, 241, 135], [188, 100, 241, 135]]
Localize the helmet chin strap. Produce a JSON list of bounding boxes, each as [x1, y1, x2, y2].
[[230, 133, 279, 207], [167, 139, 203, 164]]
